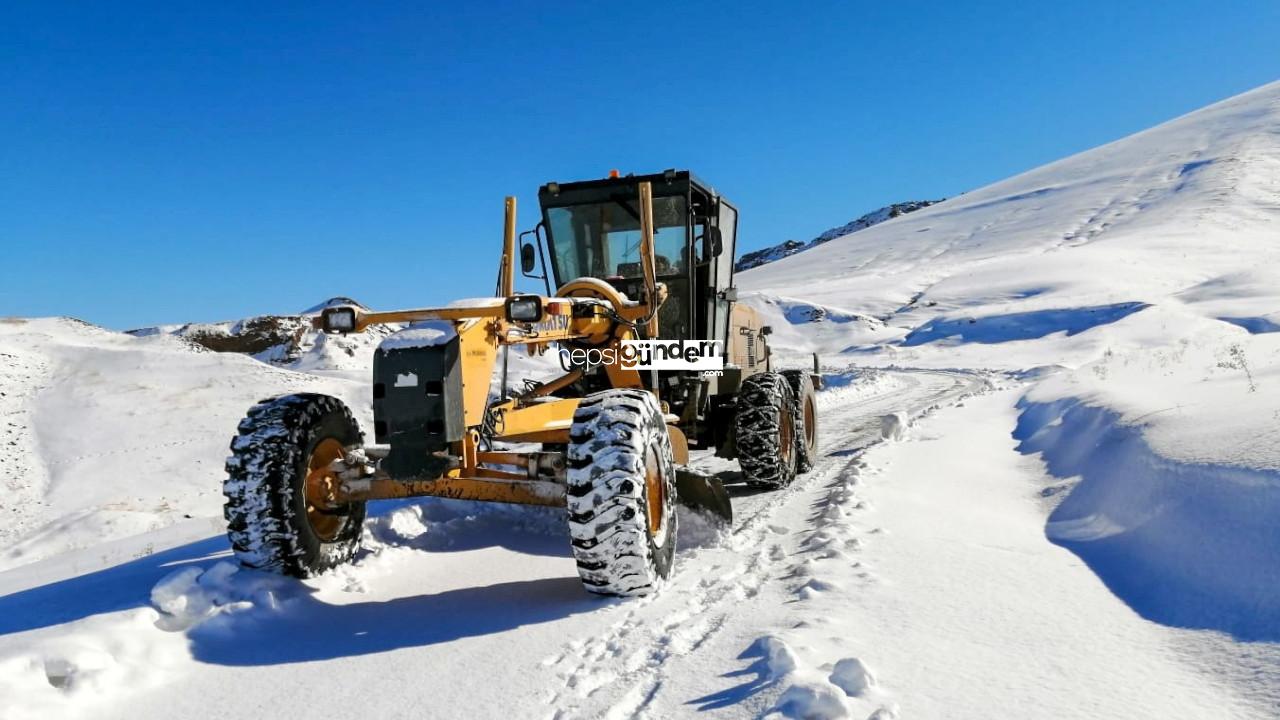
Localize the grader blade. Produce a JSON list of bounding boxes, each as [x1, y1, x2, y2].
[[675, 466, 733, 524]]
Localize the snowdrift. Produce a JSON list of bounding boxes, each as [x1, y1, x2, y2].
[[1015, 397, 1280, 641]]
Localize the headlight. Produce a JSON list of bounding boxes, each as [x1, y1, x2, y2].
[[505, 295, 543, 323], [321, 307, 358, 333]]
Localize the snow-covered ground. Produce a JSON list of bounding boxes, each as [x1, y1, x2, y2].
[[4, 79, 1280, 718]]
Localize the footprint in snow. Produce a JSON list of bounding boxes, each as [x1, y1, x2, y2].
[[43, 658, 75, 690], [879, 412, 909, 440], [791, 559, 817, 577], [773, 681, 848, 720], [796, 578, 840, 599], [740, 635, 798, 679], [804, 530, 837, 545], [820, 548, 853, 562], [827, 487, 856, 504], [828, 657, 877, 697]]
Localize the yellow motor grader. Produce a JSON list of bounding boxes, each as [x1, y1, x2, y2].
[[224, 169, 820, 596]]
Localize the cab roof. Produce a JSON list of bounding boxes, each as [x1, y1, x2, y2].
[[538, 169, 722, 208]]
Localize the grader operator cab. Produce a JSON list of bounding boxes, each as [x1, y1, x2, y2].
[[223, 169, 821, 597]]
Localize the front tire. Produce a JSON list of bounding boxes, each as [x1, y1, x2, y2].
[[567, 389, 678, 596], [735, 372, 798, 488], [224, 393, 366, 577]]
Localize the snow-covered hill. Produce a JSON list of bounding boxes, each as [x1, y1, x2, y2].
[[4, 80, 1280, 719], [740, 79, 1280, 646], [735, 200, 941, 271], [745, 80, 1280, 460]]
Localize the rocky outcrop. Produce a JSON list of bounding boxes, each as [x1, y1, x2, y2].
[[736, 200, 942, 272]]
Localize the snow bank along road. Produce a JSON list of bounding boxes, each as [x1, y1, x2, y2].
[[5, 365, 1271, 719]]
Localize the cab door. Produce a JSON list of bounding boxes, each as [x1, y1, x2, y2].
[[709, 199, 739, 353]]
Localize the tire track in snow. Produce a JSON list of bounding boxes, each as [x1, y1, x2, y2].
[[542, 368, 990, 719]]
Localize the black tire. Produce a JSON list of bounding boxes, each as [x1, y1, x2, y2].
[[734, 372, 798, 488], [567, 389, 678, 596], [224, 393, 366, 577], [781, 370, 818, 473]]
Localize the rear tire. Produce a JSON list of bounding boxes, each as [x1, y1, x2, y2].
[[735, 372, 798, 488], [224, 393, 366, 577], [781, 370, 818, 473], [567, 389, 678, 596]]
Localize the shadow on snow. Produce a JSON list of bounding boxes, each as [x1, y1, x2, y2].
[[189, 575, 593, 666], [1218, 315, 1280, 334], [0, 498, 586, 660], [687, 638, 785, 711], [902, 302, 1149, 347], [1014, 397, 1280, 642]]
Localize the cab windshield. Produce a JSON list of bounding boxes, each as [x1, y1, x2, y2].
[[545, 195, 689, 285]]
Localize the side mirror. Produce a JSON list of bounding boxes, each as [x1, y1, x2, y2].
[[520, 242, 537, 274], [761, 325, 773, 336], [704, 226, 724, 258]]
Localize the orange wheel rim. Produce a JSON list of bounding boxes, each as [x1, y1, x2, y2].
[[644, 448, 665, 536], [305, 437, 346, 542], [804, 397, 816, 449], [780, 406, 795, 465]]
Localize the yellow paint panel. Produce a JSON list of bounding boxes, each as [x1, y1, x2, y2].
[[496, 397, 581, 444], [457, 319, 499, 427]]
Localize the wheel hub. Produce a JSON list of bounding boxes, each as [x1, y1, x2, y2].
[[804, 396, 816, 448], [780, 406, 795, 465], [643, 447, 666, 536], [304, 437, 347, 542]]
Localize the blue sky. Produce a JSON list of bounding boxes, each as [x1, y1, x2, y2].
[[2, 2, 1278, 329]]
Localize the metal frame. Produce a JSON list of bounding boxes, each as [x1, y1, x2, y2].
[[316, 184, 661, 510]]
